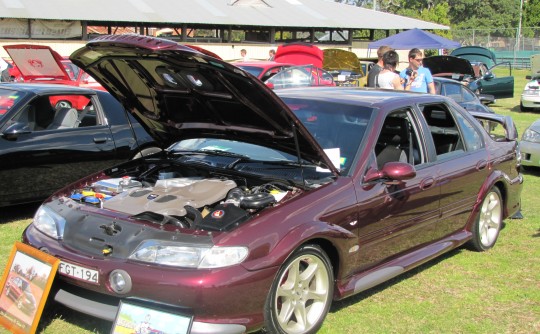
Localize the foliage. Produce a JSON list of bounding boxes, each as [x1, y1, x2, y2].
[[524, 0, 540, 37], [335, 0, 524, 38]]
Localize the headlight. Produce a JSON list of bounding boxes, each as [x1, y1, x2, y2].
[[522, 128, 540, 143], [128, 240, 248, 269], [33, 205, 66, 240]]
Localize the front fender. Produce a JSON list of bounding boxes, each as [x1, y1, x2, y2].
[[241, 220, 356, 273]]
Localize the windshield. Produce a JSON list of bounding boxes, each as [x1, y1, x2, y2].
[[0, 88, 25, 119], [235, 65, 264, 78], [170, 138, 298, 162]]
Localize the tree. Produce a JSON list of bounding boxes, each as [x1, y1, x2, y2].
[[523, 0, 540, 37]]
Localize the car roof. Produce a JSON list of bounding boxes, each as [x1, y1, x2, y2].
[[0, 83, 97, 95]]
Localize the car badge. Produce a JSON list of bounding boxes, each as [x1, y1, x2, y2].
[[211, 210, 225, 219], [99, 222, 122, 236], [102, 245, 113, 256], [147, 193, 159, 200]]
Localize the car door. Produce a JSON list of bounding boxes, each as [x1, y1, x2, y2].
[[0, 93, 118, 206], [355, 107, 441, 271], [477, 62, 514, 99], [420, 102, 489, 234]]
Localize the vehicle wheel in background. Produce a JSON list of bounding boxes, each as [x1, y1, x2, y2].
[[468, 187, 503, 251], [264, 244, 333, 334]]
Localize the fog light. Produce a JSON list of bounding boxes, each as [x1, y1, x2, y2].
[[109, 269, 132, 294]]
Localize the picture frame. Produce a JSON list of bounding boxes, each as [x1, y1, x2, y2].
[[111, 299, 193, 334], [0, 241, 60, 334]]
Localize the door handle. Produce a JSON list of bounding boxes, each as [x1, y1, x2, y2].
[[420, 177, 435, 190], [476, 160, 488, 170], [93, 137, 108, 143]]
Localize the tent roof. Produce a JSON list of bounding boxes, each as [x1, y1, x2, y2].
[[368, 28, 460, 50], [0, 0, 449, 31]]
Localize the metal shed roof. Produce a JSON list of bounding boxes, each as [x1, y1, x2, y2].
[[0, 0, 449, 30]]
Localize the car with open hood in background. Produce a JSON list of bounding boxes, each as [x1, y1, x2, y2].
[[423, 53, 514, 99], [0, 83, 160, 207], [21, 35, 522, 334], [3, 44, 105, 109], [322, 48, 366, 87]]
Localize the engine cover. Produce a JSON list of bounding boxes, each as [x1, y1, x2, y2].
[[103, 178, 237, 216]]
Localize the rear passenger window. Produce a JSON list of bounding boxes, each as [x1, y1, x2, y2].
[[421, 103, 483, 160]]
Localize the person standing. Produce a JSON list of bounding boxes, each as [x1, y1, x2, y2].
[[268, 49, 275, 61], [367, 45, 393, 87], [374, 50, 404, 90], [240, 49, 249, 61], [399, 48, 436, 94], [0, 57, 9, 82]]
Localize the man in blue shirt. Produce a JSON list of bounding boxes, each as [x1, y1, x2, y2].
[[400, 48, 436, 94]]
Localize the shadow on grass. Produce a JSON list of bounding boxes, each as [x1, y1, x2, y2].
[[0, 203, 40, 224], [328, 247, 464, 313], [37, 301, 112, 333]]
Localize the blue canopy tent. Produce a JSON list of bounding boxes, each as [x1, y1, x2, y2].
[[368, 28, 461, 52]]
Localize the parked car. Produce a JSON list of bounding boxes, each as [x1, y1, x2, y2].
[[3, 44, 106, 109], [519, 119, 540, 169], [231, 60, 293, 81], [0, 83, 161, 207], [423, 54, 514, 99], [323, 48, 366, 87], [434, 77, 496, 114], [264, 64, 335, 89], [5, 275, 37, 313], [520, 55, 540, 111], [22, 35, 522, 334]]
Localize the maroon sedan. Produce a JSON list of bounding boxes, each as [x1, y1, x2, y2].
[[22, 35, 522, 334]]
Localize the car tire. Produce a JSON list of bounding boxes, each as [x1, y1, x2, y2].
[[5, 287, 10, 297], [131, 147, 162, 160], [468, 187, 503, 252], [16, 297, 24, 309], [520, 102, 532, 112], [54, 100, 72, 109], [263, 244, 333, 334]]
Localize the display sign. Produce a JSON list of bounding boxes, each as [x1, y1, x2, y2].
[[0, 242, 60, 334], [111, 299, 193, 334]]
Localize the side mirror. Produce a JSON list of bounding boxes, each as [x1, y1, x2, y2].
[[364, 161, 416, 184], [526, 75, 532, 80], [483, 72, 495, 80], [2, 122, 32, 140], [478, 94, 495, 106]]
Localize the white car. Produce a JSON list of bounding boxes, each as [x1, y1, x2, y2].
[[520, 77, 540, 111], [521, 54, 540, 112]]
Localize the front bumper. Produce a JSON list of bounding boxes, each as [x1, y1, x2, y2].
[[23, 223, 277, 333], [521, 94, 540, 109], [519, 140, 540, 167]]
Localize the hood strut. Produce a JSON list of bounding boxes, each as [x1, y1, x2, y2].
[[123, 107, 143, 159], [292, 122, 306, 189]]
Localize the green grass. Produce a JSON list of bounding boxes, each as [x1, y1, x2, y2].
[[1, 70, 539, 333]]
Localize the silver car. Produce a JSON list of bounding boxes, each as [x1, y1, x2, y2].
[[520, 119, 540, 168]]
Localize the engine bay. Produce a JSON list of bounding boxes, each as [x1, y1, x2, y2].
[[67, 164, 299, 232]]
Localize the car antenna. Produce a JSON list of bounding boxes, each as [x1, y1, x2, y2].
[[291, 122, 307, 189]]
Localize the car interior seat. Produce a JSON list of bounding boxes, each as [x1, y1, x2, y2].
[[33, 98, 56, 130], [376, 117, 410, 169], [47, 107, 79, 130]]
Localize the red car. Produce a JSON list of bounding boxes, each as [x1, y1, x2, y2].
[[3, 44, 106, 109], [231, 60, 293, 81], [5, 275, 37, 313], [22, 35, 522, 334]]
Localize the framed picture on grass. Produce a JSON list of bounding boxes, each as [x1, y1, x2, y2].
[[111, 299, 193, 334], [0, 241, 60, 334]]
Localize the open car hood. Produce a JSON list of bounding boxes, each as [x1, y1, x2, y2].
[[450, 46, 497, 68], [274, 43, 324, 68], [3, 44, 73, 81], [322, 49, 363, 75], [423, 55, 475, 77], [70, 35, 337, 173]]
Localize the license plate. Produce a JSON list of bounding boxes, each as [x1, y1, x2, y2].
[[59, 261, 99, 284]]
